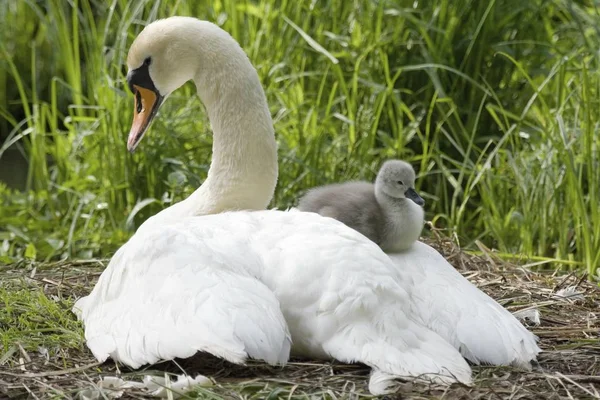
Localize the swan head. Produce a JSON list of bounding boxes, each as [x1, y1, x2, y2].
[[375, 160, 425, 206], [125, 17, 246, 152]]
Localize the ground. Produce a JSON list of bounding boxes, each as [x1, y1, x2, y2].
[[0, 234, 599, 400]]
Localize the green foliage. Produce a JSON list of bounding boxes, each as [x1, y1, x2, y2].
[[0, 0, 598, 277]]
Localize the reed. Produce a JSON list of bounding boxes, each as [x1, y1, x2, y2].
[[0, 0, 598, 276]]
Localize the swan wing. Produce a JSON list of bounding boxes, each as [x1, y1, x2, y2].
[[389, 241, 540, 368], [73, 225, 291, 368], [237, 211, 473, 391]]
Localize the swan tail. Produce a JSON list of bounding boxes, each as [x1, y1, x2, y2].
[[389, 244, 541, 369], [322, 313, 472, 395], [456, 302, 541, 368]]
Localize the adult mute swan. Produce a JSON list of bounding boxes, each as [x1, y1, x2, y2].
[[74, 17, 473, 395], [298, 159, 425, 252]]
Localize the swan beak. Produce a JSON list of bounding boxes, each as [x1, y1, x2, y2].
[[127, 84, 164, 152], [405, 188, 425, 207]]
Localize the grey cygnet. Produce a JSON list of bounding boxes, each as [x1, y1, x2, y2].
[[298, 160, 425, 252]]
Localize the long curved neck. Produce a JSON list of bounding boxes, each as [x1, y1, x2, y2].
[[139, 37, 277, 232], [188, 64, 278, 214]]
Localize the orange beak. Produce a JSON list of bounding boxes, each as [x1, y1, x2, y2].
[[127, 84, 163, 152]]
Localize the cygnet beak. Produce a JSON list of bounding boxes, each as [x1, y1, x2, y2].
[[405, 188, 425, 206]]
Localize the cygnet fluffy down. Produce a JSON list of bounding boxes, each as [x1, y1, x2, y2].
[[298, 160, 425, 252]]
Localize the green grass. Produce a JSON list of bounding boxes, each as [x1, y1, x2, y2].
[[0, 0, 599, 277], [0, 262, 86, 366], [0, 285, 83, 354]]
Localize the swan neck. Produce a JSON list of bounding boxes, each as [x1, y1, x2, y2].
[[186, 64, 278, 215], [137, 30, 278, 232]]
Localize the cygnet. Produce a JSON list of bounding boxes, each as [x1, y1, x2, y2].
[[298, 160, 425, 252]]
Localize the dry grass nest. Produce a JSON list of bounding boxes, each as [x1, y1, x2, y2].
[[0, 230, 599, 399]]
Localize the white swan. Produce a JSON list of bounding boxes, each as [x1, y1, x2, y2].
[[74, 16, 539, 394]]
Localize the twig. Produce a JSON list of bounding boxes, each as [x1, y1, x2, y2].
[[533, 328, 600, 337], [557, 374, 600, 384], [553, 373, 600, 398], [0, 361, 103, 378]]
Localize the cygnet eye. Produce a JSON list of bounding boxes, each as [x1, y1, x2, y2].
[[396, 180, 404, 185]]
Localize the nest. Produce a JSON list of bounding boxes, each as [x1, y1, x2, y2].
[[0, 234, 598, 399]]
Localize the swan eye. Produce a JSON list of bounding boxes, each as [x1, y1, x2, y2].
[[397, 180, 404, 185], [143, 57, 152, 66]]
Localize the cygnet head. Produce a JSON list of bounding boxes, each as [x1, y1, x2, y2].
[[374, 160, 425, 206], [125, 17, 253, 152]]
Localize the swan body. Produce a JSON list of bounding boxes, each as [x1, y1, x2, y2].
[[298, 160, 425, 252], [74, 16, 539, 395], [77, 210, 473, 392]]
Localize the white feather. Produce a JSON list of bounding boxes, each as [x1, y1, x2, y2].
[[75, 223, 292, 368], [554, 286, 585, 301], [513, 308, 541, 326], [388, 242, 541, 368]]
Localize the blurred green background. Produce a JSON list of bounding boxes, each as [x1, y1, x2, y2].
[[0, 0, 598, 276]]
